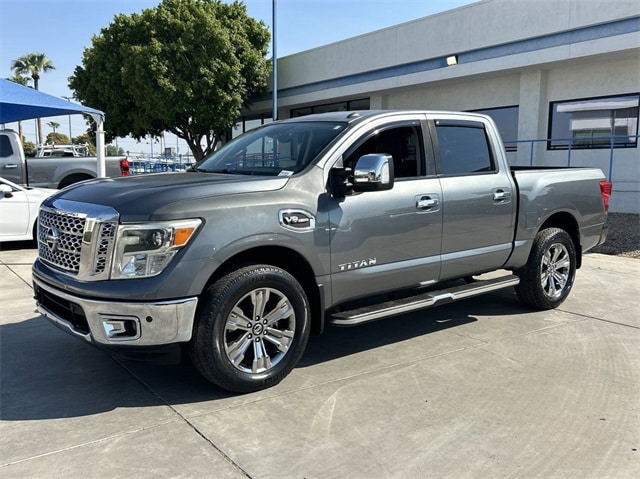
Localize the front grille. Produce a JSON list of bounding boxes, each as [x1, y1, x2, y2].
[[37, 200, 120, 281], [38, 209, 86, 274], [94, 222, 117, 274]]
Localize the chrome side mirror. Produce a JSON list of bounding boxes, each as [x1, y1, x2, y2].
[[353, 154, 394, 192]]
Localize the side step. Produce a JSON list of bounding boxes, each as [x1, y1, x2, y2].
[[330, 274, 520, 327]]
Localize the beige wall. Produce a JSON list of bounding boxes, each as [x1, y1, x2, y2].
[[247, 0, 640, 211]]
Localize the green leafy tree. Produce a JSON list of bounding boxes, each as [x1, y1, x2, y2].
[[45, 132, 70, 145], [47, 121, 60, 133], [73, 133, 97, 155], [11, 53, 56, 144], [69, 0, 270, 161], [106, 144, 125, 156], [23, 139, 37, 157]]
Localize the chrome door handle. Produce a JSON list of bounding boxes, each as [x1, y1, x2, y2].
[[493, 189, 511, 202], [3, 164, 18, 169], [416, 196, 439, 210], [417, 198, 437, 208]]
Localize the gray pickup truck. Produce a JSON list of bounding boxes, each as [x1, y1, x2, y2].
[[33, 110, 611, 392], [0, 129, 130, 189]]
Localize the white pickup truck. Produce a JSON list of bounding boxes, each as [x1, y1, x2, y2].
[[0, 129, 130, 189]]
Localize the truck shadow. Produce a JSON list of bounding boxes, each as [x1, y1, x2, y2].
[[0, 291, 528, 421]]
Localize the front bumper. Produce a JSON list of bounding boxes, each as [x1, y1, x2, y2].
[[33, 277, 198, 346]]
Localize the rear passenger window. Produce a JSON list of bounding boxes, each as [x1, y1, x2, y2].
[[0, 135, 14, 157], [435, 123, 494, 175]]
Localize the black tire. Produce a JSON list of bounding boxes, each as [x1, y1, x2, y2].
[[31, 219, 39, 245], [189, 265, 310, 393], [515, 227, 577, 310], [58, 173, 93, 189]]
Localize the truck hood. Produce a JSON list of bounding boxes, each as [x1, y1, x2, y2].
[[52, 172, 289, 219]]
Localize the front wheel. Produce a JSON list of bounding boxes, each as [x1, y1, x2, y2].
[[515, 227, 577, 310], [190, 265, 310, 393]]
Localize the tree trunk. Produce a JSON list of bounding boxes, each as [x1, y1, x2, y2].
[[33, 76, 43, 145]]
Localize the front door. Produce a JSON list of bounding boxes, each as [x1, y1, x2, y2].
[[327, 120, 443, 305]]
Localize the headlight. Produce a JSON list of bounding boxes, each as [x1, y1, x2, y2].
[[111, 219, 201, 279]]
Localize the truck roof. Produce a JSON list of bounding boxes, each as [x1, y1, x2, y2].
[[279, 109, 490, 126]]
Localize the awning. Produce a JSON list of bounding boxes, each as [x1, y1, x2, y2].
[[0, 78, 104, 123], [0, 78, 107, 177]]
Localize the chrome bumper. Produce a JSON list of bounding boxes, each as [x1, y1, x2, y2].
[[34, 277, 198, 346]]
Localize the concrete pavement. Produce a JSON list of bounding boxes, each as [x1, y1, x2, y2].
[[1, 243, 639, 478]]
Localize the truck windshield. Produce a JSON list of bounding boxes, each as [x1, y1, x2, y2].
[[194, 121, 347, 176]]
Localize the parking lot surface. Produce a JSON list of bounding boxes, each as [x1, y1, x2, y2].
[[1, 244, 639, 478]]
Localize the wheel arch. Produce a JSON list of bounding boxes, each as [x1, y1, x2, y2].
[[202, 245, 324, 335], [57, 172, 94, 189], [538, 211, 582, 268]]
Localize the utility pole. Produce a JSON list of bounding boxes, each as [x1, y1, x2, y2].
[[62, 96, 73, 143], [272, 0, 278, 121]]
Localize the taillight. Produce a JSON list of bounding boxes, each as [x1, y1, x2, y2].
[[599, 180, 612, 212], [120, 158, 130, 176]]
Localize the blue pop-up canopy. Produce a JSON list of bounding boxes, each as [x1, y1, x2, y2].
[[0, 78, 108, 176], [0, 78, 103, 123]]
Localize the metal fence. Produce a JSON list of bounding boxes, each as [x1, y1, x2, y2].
[[128, 157, 196, 175], [505, 134, 639, 180]]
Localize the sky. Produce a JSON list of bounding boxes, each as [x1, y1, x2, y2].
[[1, 0, 478, 157]]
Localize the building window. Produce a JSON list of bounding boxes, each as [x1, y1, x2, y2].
[[548, 93, 639, 150], [232, 113, 272, 139], [470, 106, 519, 152], [291, 98, 370, 117]]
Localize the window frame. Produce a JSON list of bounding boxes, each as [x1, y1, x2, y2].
[[468, 105, 519, 152], [547, 93, 640, 150], [341, 120, 426, 180], [291, 98, 370, 118], [431, 119, 497, 177]]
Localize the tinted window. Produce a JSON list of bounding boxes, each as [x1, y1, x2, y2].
[[471, 106, 519, 152], [291, 98, 370, 117], [548, 94, 639, 149], [435, 124, 494, 175], [344, 125, 422, 178], [0, 135, 14, 158]]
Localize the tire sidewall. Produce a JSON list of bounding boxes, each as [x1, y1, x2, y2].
[[530, 229, 577, 308], [203, 266, 310, 392]]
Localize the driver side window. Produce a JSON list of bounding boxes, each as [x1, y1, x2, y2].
[[344, 125, 422, 178]]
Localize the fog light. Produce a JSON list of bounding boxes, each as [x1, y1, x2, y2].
[[101, 316, 140, 340]]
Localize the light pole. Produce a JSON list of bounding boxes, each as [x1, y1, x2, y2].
[[62, 96, 73, 143], [272, 0, 277, 121]]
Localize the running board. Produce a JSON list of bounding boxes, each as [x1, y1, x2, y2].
[[330, 274, 520, 327]]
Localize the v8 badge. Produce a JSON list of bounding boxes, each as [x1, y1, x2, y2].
[[279, 209, 316, 232]]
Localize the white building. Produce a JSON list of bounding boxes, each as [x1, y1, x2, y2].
[[241, 0, 640, 213]]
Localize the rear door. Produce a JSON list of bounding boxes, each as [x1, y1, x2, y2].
[[0, 180, 30, 239], [431, 116, 516, 280], [326, 116, 443, 305], [0, 133, 25, 185]]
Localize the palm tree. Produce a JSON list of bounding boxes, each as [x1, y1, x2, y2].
[[11, 53, 56, 145], [6, 74, 32, 143], [47, 121, 60, 133]]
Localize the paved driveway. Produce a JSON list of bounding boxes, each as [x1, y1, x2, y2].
[[1, 245, 639, 478]]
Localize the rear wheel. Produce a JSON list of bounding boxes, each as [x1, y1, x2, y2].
[[515, 227, 577, 310], [190, 265, 310, 393], [58, 173, 93, 189]]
